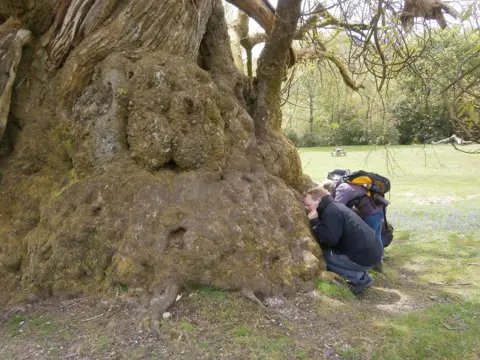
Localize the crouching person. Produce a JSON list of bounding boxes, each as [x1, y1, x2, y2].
[[304, 186, 383, 295]]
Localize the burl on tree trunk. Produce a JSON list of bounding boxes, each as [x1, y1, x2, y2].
[[0, 0, 320, 325]]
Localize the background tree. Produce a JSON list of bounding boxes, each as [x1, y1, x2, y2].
[[390, 26, 479, 145], [276, 1, 476, 148]]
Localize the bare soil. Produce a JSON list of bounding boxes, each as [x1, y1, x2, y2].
[[0, 257, 460, 360]]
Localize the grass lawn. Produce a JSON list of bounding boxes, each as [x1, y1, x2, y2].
[[300, 144, 480, 232], [300, 144, 480, 359]]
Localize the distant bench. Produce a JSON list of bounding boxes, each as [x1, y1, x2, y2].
[[331, 148, 347, 156]]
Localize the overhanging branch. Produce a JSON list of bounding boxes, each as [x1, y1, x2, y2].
[[240, 2, 370, 49], [296, 43, 364, 91]]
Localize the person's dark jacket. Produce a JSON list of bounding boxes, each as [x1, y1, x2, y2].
[[310, 195, 383, 266]]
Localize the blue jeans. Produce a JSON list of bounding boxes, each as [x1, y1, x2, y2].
[[364, 211, 383, 248], [322, 249, 373, 286]]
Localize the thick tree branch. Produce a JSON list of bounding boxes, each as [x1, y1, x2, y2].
[[324, 53, 364, 91], [240, 31, 267, 49], [228, 0, 296, 68], [241, 1, 369, 49], [229, 10, 248, 72], [225, 0, 275, 34], [253, 0, 302, 134]]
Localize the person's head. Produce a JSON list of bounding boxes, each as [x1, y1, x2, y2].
[[319, 179, 335, 194], [303, 186, 330, 212]]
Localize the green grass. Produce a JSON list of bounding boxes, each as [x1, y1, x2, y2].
[[197, 284, 228, 301], [118, 283, 129, 293], [337, 345, 363, 359], [7, 314, 56, 337], [292, 350, 308, 359], [376, 230, 480, 301], [374, 302, 480, 360], [300, 144, 480, 233], [300, 144, 480, 199], [233, 327, 251, 336], [7, 315, 27, 330], [315, 279, 356, 300], [261, 336, 291, 351], [301, 144, 480, 359], [178, 321, 195, 331]]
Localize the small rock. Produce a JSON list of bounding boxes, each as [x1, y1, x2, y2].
[[264, 296, 284, 309], [26, 293, 40, 304], [162, 312, 171, 320], [6, 306, 26, 317], [126, 297, 139, 309], [97, 300, 110, 310]]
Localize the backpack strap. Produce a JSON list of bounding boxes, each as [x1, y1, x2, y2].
[[383, 206, 388, 229], [331, 180, 340, 198], [346, 194, 366, 208]]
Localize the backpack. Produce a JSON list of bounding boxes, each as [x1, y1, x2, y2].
[[328, 170, 390, 207], [343, 170, 390, 199], [328, 169, 394, 246]]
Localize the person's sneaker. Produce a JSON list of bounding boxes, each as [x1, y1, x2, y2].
[[347, 276, 375, 295], [346, 281, 361, 295], [349, 283, 366, 295], [364, 275, 375, 288]]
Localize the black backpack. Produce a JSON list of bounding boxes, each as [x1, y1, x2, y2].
[[328, 169, 394, 246], [343, 170, 391, 198]]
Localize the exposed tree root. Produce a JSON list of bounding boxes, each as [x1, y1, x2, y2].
[[240, 288, 268, 311], [137, 283, 180, 338]]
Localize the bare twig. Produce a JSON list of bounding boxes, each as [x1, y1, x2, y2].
[[428, 282, 472, 286], [440, 60, 480, 94], [81, 313, 104, 322]]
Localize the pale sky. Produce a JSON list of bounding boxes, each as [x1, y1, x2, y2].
[[248, 0, 276, 57]]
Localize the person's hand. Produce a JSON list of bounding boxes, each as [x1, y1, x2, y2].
[[308, 210, 318, 220]]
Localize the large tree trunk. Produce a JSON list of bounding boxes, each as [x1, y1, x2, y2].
[[0, 0, 320, 312]]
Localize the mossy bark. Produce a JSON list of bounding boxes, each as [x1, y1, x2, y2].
[[0, 0, 321, 308]]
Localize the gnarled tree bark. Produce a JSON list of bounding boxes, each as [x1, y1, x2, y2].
[[0, 26, 31, 141], [0, 0, 320, 320]]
